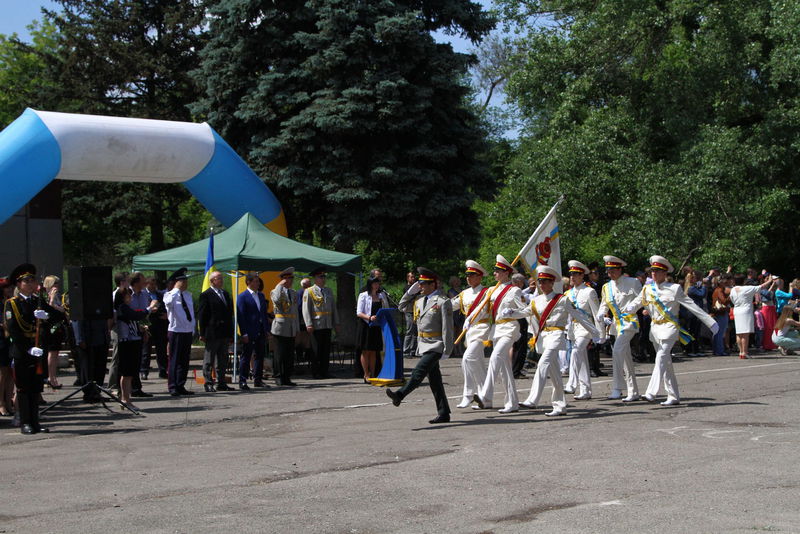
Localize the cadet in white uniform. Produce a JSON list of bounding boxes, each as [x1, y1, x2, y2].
[[563, 260, 603, 400], [596, 255, 642, 402], [473, 255, 524, 413], [625, 256, 718, 405], [502, 265, 598, 416], [451, 260, 490, 408]]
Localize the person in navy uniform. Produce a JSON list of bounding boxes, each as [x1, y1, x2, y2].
[[237, 272, 272, 390], [197, 271, 234, 392], [386, 267, 454, 424], [4, 264, 65, 434]]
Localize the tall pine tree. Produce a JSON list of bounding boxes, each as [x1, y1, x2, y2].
[[193, 0, 495, 270]]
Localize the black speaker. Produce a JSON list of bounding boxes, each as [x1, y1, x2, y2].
[[67, 266, 113, 320]]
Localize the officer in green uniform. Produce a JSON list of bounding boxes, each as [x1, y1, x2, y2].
[[386, 267, 453, 424], [4, 264, 65, 434]]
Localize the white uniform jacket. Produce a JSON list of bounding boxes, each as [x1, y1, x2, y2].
[[506, 292, 599, 353], [596, 276, 643, 336], [301, 284, 338, 330], [564, 283, 603, 341], [451, 285, 491, 345], [627, 281, 716, 344], [485, 283, 526, 342]]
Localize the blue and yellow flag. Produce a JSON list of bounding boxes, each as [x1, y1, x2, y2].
[[201, 229, 215, 292]]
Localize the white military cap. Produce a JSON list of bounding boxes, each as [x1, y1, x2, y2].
[[567, 260, 589, 274], [494, 254, 514, 272], [649, 255, 674, 273], [465, 260, 486, 276], [536, 265, 560, 281], [279, 266, 296, 278], [603, 255, 627, 268]]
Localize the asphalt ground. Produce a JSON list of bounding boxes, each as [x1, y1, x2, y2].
[[1, 350, 799, 534]]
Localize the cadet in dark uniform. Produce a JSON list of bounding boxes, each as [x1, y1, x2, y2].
[[4, 264, 65, 434], [386, 267, 453, 424]]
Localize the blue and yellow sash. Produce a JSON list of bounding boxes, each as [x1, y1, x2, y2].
[[645, 282, 693, 345], [603, 282, 639, 332], [568, 286, 591, 320]]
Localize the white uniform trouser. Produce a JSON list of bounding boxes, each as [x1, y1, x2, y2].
[[611, 328, 639, 395], [646, 339, 679, 401], [478, 336, 518, 410], [461, 339, 487, 403], [558, 346, 569, 375], [524, 347, 566, 412], [566, 336, 591, 397]]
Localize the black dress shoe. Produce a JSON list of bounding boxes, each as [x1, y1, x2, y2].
[[33, 424, 48, 433], [216, 383, 232, 391], [239, 383, 250, 391], [429, 414, 450, 424], [204, 384, 216, 392], [177, 388, 194, 395], [253, 381, 270, 388], [131, 390, 154, 398], [158, 372, 168, 379], [169, 391, 181, 397], [21, 424, 35, 435], [140, 372, 149, 380], [385, 388, 402, 407], [284, 381, 297, 387], [472, 394, 485, 409]]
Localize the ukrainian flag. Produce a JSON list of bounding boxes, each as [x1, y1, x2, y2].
[[201, 229, 215, 292]]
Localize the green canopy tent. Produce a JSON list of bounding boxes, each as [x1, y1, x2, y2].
[[132, 212, 361, 382], [132, 212, 361, 273]]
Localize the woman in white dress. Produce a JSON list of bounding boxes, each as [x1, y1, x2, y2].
[[730, 274, 775, 359]]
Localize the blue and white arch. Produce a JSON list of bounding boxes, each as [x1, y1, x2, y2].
[[0, 108, 286, 233]]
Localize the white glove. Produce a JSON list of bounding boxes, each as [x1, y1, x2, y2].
[[407, 282, 421, 295], [462, 322, 470, 332], [709, 322, 720, 336], [500, 307, 514, 317], [34, 309, 49, 320], [595, 314, 605, 323], [603, 317, 613, 326], [597, 337, 607, 345], [28, 347, 44, 357], [592, 337, 601, 344], [623, 304, 636, 314]]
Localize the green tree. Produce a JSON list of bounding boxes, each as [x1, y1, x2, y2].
[[0, 20, 60, 127], [487, 0, 800, 275], [193, 0, 496, 275], [40, 0, 210, 267]]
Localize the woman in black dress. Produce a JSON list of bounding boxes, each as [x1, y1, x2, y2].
[[356, 277, 389, 380]]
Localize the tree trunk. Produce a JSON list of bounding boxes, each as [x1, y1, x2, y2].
[[336, 272, 358, 350]]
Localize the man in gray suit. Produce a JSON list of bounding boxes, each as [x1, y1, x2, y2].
[[302, 266, 339, 378], [386, 267, 453, 424], [270, 267, 299, 386]]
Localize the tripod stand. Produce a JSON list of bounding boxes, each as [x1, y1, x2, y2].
[[40, 381, 140, 416]]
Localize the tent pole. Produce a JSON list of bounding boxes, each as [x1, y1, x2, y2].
[[231, 270, 239, 385]]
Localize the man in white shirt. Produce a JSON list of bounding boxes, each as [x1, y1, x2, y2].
[[163, 268, 196, 396]]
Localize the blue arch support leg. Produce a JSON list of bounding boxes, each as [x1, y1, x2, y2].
[[183, 131, 283, 228], [0, 109, 61, 223]]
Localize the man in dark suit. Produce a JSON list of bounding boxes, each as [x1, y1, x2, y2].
[[197, 271, 234, 392], [237, 272, 271, 390]]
